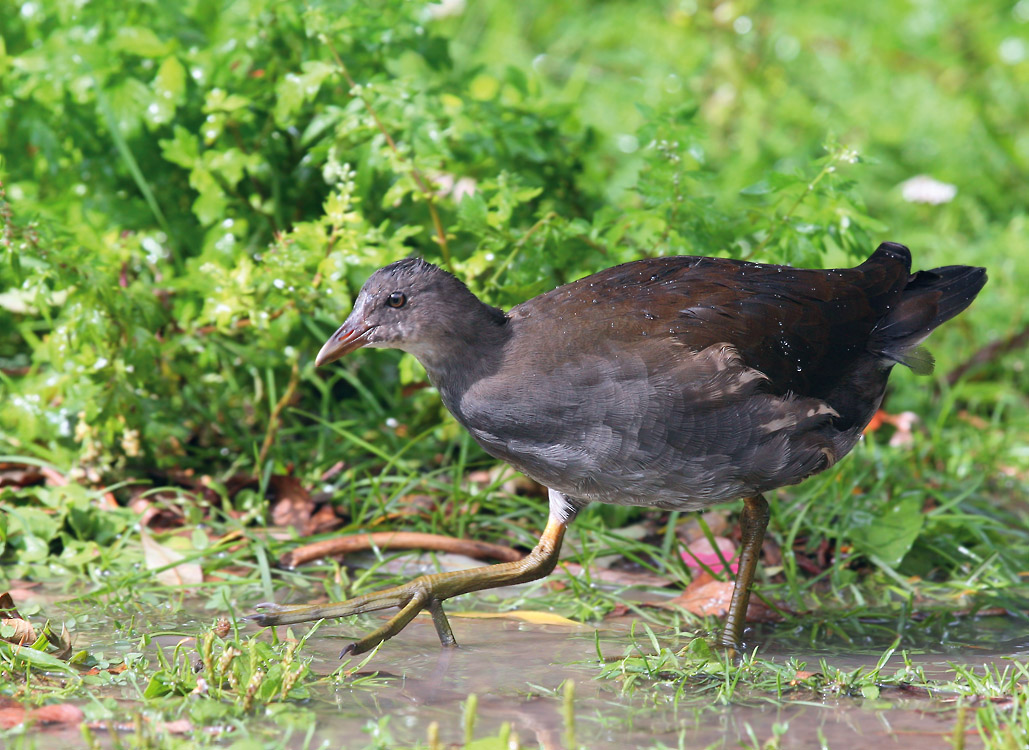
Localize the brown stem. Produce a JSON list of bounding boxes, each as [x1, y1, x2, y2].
[[310, 224, 341, 289], [487, 211, 557, 288], [945, 321, 1029, 386], [194, 306, 290, 336], [279, 530, 524, 568], [257, 359, 301, 469], [745, 151, 843, 261]]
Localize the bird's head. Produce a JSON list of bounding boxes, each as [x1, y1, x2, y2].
[[315, 258, 506, 369]]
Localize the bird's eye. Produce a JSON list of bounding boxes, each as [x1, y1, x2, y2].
[[386, 292, 407, 309]]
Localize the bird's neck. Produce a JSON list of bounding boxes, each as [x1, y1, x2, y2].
[[412, 307, 512, 408]]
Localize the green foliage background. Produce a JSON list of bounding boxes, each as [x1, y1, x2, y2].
[[1, 0, 1026, 529], [2, 5, 1029, 744]]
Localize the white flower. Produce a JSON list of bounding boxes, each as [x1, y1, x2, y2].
[[433, 172, 477, 203], [426, 0, 465, 19], [899, 175, 957, 205]]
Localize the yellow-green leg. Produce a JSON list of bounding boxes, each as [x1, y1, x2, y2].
[[250, 513, 569, 655], [719, 494, 770, 650]]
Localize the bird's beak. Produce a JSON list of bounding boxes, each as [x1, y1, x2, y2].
[[315, 322, 375, 366]]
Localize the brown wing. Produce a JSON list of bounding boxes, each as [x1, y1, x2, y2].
[[509, 246, 911, 405]]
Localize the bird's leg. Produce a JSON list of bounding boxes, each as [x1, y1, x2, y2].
[[250, 508, 570, 656], [720, 493, 770, 650]]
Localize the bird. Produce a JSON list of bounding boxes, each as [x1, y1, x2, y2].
[[250, 242, 986, 655]]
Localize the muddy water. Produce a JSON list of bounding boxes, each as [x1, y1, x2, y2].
[[29, 583, 1025, 750], [269, 609, 1020, 749]]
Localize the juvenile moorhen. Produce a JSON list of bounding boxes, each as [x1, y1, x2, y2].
[[252, 242, 986, 654]]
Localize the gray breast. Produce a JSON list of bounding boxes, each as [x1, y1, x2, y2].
[[451, 342, 843, 510]]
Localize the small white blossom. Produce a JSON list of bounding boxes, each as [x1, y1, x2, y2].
[[900, 175, 957, 205], [425, 0, 465, 19]]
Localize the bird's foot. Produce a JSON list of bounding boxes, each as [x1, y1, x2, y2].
[[247, 515, 568, 656], [714, 631, 744, 660], [249, 575, 455, 656]]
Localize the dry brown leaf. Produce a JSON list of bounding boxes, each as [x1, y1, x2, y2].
[[161, 719, 194, 734], [0, 706, 24, 729], [307, 504, 342, 535], [269, 475, 315, 535], [140, 530, 203, 587], [0, 702, 84, 729], [0, 617, 36, 645], [604, 603, 632, 618], [449, 610, 581, 627], [675, 510, 731, 543], [45, 623, 73, 659], [681, 536, 738, 574], [131, 488, 188, 531], [669, 580, 737, 617], [466, 466, 544, 496], [391, 493, 438, 517], [0, 592, 22, 619], [560, 562, 673, 588], [862, 409, 919, 446], [659, 580, 779, 622], [83, 663, 129, 676], [30, 703, 84, 725], [0, 592, 36, 645], [0, 464, 43, 488]]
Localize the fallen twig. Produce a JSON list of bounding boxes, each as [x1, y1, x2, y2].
[[279, 531, 524, 568], [946, 321, 1029, 386]]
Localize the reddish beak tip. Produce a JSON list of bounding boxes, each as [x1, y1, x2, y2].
[[315, 325, 369, 366]]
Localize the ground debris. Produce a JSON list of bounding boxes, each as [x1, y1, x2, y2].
[[0, 699, 83, 729]]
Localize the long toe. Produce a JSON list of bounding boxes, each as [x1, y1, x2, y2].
[[249, 585, 442, 656], [248, 583, 417, 627]]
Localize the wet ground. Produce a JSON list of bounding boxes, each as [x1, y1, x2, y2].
[[18, 578, 1028, 749], [257, 612, 1023, 749]]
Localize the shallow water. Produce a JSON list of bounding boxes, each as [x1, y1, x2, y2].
[[18, 585, 1027, 750], [242, 608, 1022, 749]]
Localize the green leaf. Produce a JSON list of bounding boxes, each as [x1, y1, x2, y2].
[[273, 61, 335, 126], [160, 125, 200, 169], [111, 27, 175, 57], [143, 671, 176, 698], [107, 76, 153, 137], [189, 167, 229, 226], [202, 148, 259, 188], [204, 88, 252, 114], [456, 193, 489, 232], [149, 56, 186, 125], [848, 494, 925, 569], [0, 640, 77, 674], [740, 180, 772, 196]]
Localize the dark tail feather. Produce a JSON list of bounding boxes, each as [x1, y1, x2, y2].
[[862, 241, 913, 272], [871, 260, 987, 374]]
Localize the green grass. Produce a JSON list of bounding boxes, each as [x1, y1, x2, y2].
[[2, 0, 1028, 746]]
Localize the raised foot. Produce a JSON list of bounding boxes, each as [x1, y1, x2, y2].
[[247, 575, 450, 656], [245, 514, 568, 656]]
